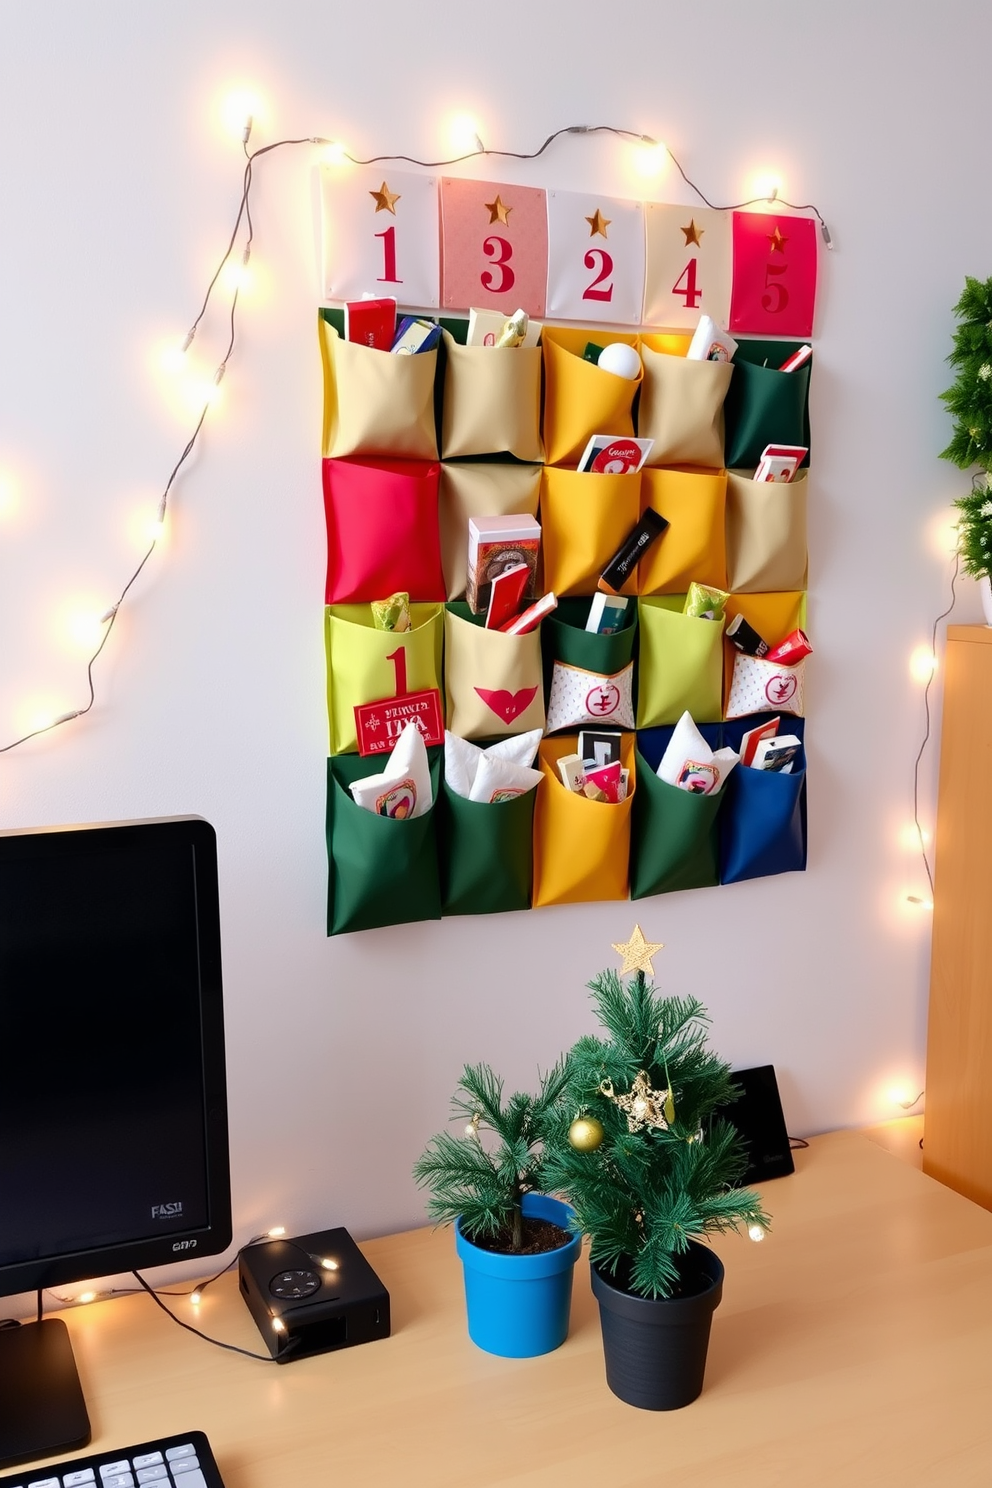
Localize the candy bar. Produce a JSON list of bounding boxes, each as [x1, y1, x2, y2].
[[598, 509, 669, 594]]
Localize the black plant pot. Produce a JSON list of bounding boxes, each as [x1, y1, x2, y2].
[[590, 1243, 724, 1410]]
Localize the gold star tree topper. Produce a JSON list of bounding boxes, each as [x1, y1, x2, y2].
[[611, 925, 664, 976], [369, 181, 401, 214]]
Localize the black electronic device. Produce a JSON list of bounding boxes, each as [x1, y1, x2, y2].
[[0, 817, 232, 1470], [238, 1229, 390, 1362], [716, 1064, 796, 1184], [0, 1429, 227, 1488]]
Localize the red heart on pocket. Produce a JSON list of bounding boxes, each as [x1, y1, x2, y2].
[[475, 686, 539, 723]]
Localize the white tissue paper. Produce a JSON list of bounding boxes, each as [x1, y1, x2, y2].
[[349, 721, 433, 819], [444, 729, 543, 804], [657, 712, 739, 796]]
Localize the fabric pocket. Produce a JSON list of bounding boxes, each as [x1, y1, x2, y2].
[[541, 327, 642, 468], [545, 659, 635, 734], [532, 733, 636, 906], [438, 462, 541, 601], [438, 782, 535, 915], [718, 716, 807, 882], [319, 318, 438, 462], [723, 357, 811, 470], [326, 752, 442, 934], [726, 471, 808, 593], [630, 726, 724, 896], [325, 602, 444, 756], [541, 597, 638, 696], [726, 653, 805, 719], [722, 590, 807, 714], [444, 604, 546, 740], [539, 467, 641, 597], [440, 331, 543, 461], [636, 599, 724, 726], [323, 456, 446, 605], [637, 468, 728, 596], [637, 344, 733, 469]]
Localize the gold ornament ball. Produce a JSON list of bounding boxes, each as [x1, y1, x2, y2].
[[568, 1116, 605, 1152]]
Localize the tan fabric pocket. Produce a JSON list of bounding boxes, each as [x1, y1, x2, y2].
[[725, 471, 808, 593], [440, 331, 543, 461], [444, 605, 546, 740], [438, 463, 541, 600], [637, 344, 733, 469], [319, 318, 438, 461]]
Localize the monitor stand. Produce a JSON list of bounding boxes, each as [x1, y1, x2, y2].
[[0, 1319, 91, 1469]]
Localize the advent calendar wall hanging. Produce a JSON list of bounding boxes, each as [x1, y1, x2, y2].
[[320, 160, 818, 935]]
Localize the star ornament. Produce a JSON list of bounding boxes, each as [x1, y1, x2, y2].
[[767, 225, 789, 254], [370, 181, 401, 214], [484, 194, 512, 225], [586, 208, 611, 238], [681, 218, 704, 246], [601, 1070, 670, 1134], [611, 924, 664, 977]]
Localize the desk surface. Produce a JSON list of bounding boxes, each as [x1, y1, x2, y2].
[[36, 1132, 992, 1488]]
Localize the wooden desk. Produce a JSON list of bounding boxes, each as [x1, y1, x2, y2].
[[35, 1133, 992, 1488]]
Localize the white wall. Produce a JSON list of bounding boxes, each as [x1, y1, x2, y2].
[[1, 1, 985, 1289]]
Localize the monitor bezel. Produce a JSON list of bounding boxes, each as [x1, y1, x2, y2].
[[0, 815, 233, 1298]]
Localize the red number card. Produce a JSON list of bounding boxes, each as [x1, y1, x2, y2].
[[729, 211, 818, 338], [320, 165, 440, 308], [439, 177, 548, 317], [643, 204, 731, 330], [355, 689, 444, 756], [546, 190, 645, 324]]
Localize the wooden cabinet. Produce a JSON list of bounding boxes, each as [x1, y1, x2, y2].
[[924, 624, 992, 1209]]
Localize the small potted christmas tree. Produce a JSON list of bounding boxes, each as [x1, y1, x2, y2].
[[940, 274, 992, 622], [413, 1058, 581, 1358], [542, 927, 770, 1410]]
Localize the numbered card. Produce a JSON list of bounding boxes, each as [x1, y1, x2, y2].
[[439, 177, 548, 317], [729, 212, 818, 338], [643, 204, 732, 330], [319, 165, 440, 307], [546, 191, 645, 324]]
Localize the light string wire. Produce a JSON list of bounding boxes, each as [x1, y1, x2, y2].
[[0, 121, 829, 758]]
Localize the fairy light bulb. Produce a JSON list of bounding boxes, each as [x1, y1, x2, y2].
[[77, 1290, 98, 1304], [886, 1084, 924, 1109], [267, 1226, 286, 1238], [271, 1316, 286, 1334], [633, 137, 669, 177], [190, 1289, 202, 1306], [747, 1225, 766, 1243], [320, 140, 349, 166], [750, 171, 783, 205], [320, 1258, 339, 1272], [449, 113, 484, 154], [0, 472, 19, 519], [221, 90, 263, 144], [909, 646, 937, 684], [906, 894, 934, 910]]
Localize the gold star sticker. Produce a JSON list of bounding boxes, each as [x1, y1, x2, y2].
[[585, 208, 611, 238], [369, 181, 401, 214], [767, 225, 788, 253], [611, 925, 664, 977], [681, 218, 704, 246], [484, 194, 512, 225]]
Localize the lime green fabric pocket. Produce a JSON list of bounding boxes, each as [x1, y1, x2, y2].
[[325, 603, 444, 756], [438, 782, 535, 915], [631, 741, 722, 896], [636, 598, 724, 726], [326, 753, 442, 934]]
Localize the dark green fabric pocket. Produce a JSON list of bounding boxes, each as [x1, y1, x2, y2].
[[541, 598, 638, 697], [438, 781, 535, 915], [723, 356, 811, 470], [326, 752, 442, 934], [630, 735, 722, 897]]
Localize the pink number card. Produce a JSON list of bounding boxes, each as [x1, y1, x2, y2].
[[440, 177, 548, 318]]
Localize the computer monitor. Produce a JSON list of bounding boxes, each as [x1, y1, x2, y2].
[[0, 817, 232, 1470]]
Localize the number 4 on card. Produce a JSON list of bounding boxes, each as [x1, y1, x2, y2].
[[643, 204, 731, 330]]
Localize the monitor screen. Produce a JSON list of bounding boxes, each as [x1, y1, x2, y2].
[[0, 816, 232, 1297]]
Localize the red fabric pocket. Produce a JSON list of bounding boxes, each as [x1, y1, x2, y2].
[[323, 456, 446, 604]]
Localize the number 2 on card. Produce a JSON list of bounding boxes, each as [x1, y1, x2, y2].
[[582, 248, 614, 303]]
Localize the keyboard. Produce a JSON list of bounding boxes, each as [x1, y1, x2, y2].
[[0, 1432, 226, 1488]]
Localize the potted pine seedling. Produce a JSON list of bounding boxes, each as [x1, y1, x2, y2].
[[542, 928, 770, 1410], [413, 1058, 580, 1358], [939, 274, 992, 624]]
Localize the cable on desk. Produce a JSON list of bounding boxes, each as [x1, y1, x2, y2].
[[130, 1270, 297, 1364], [788, 1136, 810, 1150]]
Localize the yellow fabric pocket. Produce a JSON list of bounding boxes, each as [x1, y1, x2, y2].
[[637, 344, 733, 469], [438, 463, 542, 601], [325, 603, 444, 755], [532, 733, 635, 906], [440, 331, 543, 461], [444, 605, 546, 740], [725, 471, 808, 593], [637, 468, 727, 596], [722, 591, 807, 716], [319, 319, 438, 462], [636, 598, 725, 726], [542, 327, 642, 468], [539, 468, 640, 597]]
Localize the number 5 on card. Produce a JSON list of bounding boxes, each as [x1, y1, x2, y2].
[[643, 204, 731, 330], [320, 165, 440, 307]]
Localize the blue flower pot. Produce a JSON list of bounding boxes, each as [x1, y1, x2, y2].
[[454, 1192, 581, 1358]]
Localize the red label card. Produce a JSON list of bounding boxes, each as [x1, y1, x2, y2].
[[729, 212, 817, 338], [354, 689, 444, 756], [439, 177, 548, 317]]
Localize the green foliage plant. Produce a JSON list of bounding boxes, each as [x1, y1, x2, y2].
[[413, 1059, 570, 1252], [940, 275, 992, 476], [951, 481, 992, 580], [542, 968, 770, 1299]]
